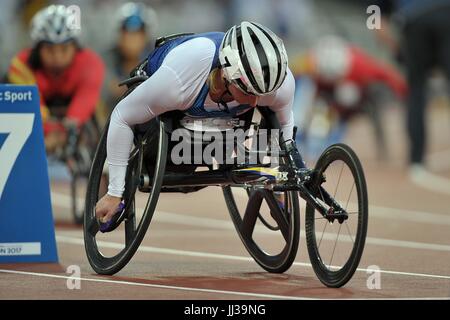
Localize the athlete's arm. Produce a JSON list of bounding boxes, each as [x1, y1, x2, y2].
[[351, 47, 407, 99], [259, 68, 296, 142], [106, 37, 216, 197]]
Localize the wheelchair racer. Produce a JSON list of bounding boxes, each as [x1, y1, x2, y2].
[[96, 21, 306, 231], [7, 5, 105, 153], [102, 2, 157, 116], [293, 35, 407, 115], [292, 35, 407, 159]]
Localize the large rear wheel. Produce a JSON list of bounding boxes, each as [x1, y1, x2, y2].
[[83, 118, 168, 275], [223, 109, 300, 273]]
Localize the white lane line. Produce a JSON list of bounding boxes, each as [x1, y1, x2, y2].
[[232, 187, 450, 226], [364, 205, 450, 226], [53, 188, 450, 227], [56, 235, 450, 281], [51, 191, 450, 252], [155, 211, 450, 252], [0, 268, 310, 300]]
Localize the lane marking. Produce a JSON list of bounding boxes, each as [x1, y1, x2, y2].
[[56, 235, 450, 281], [155, 211, 450, 252], [0, 269, 311, 300], [50, 191, 450, 252], [233, 188, 450, 226], [53, 187, 450, 226], [362, 205, 450, 226]]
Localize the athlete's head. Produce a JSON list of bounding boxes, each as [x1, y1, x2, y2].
[[30, 5, 80, 74], [116, 2, 156, 59], [219, 21, 289, 98]]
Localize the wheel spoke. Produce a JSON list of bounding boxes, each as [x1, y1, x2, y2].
[[343, 182, 355, 245], [329, 223, 342, 269], [246, 189, 279, 231], [263, 191, 290, 242], [125, 202, 136, 247], [317, 218, 328, 249], [241, 190, 264, 238], [345, 182, 355, 211], [333, 162, 344, 198], [345, 221, 354, 244]]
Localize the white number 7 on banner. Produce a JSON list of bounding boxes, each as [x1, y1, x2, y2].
[[0, 114, 35, 200]]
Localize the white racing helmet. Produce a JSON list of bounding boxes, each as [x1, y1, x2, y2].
[[219, 21, 288, 96], [312, 36, 351, 82], [30, 5, 80, 45]]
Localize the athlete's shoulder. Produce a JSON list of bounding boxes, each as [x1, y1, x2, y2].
[[174, 31, 223, 52], [164, 36, 218, 65], [194, 32, 225, 43], [13, 48, 32, 65], [8, 48, 35, 85], [181, 35, 219, 53]]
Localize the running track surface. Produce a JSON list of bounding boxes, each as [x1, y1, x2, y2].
[[1, 105, 450, 300]]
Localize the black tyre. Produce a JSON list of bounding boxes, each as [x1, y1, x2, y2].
[[83, 117, 168, 275], [223, 109, 300, 273], [223, 187, 300, 273], [305, 143, 368, 287]]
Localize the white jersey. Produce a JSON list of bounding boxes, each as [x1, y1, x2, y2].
[[107, 36, 295, 197]]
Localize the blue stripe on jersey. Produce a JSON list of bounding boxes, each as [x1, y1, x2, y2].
[[146, 32, 224, 76], [145, 31, 252, 118]]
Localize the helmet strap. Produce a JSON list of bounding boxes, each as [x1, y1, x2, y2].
[[217, 81, 232, 113], [208, 68, 232, 113]]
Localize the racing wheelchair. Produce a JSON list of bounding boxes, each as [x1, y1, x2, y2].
[[83, 46, 368, 289], [65, 118, 101, 224], [46, 111, 100, 225]]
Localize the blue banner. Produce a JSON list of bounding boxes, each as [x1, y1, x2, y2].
[[0, 85, 58, 263]]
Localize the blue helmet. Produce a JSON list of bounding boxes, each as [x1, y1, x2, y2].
[[117, 2, 156, 32]]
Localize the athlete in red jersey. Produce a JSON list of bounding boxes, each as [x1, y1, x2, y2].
[[292, 36, 407, 159], [7, 5, 104, 151], [293, 36, 407, 108]]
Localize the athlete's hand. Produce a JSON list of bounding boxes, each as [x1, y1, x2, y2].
[[44, 128, 67, 153], [62, 117, 79, 130], [95, 194, 122, 223]]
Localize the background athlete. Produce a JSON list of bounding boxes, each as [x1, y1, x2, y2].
[[102, 2, 157, 117], [7, 4, 105, 153]]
